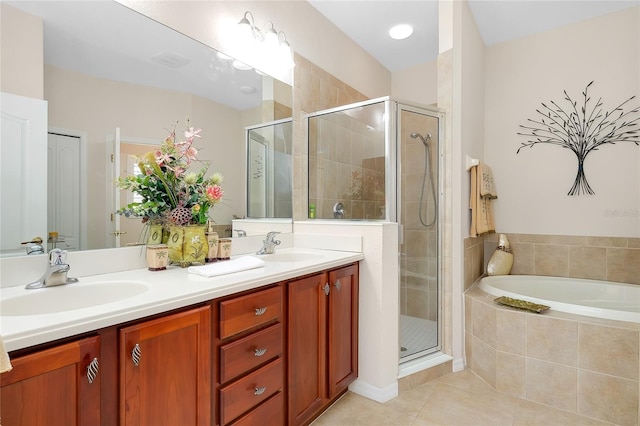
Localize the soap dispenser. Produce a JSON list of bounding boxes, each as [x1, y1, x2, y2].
[[205, 220, 219, 263]]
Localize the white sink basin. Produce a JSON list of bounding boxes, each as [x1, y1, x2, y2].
[[260, 252, 323, 263], [0, 281, 149, 316]]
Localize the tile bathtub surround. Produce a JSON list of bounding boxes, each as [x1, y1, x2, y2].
[[484, 233, 640, 284], [464, 236, 485, 290], [465, 286, 640, 425]]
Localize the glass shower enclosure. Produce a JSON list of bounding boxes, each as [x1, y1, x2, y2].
[[307, 97, 443, 362]]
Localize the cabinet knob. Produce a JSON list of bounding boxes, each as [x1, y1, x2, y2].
[[132, 343, 142, 366], [254, 307, 267, 316], [86, 357, 99, 384], [254, 386, 267, 396], [323, 283, 330, 295], [254, 348, 267, 357], [334, 279, 341, 291]]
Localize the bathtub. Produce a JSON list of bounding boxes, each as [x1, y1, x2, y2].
[[478, 275, 640, 323]]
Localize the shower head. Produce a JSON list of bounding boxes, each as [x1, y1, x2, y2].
[[410, 132, 432, 146]]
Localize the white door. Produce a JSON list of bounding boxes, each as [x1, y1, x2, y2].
[[0, 92, 47, 256], [48, 133, 81, 251]]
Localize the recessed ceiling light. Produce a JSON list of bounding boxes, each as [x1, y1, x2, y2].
[[388, 24, 413, 40], [239, 85, 256, 94], [232, 60, 252, 71], [150, 51, 190, 68]]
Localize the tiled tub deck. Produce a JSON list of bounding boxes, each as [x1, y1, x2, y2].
[[465, 284, 640, 426]]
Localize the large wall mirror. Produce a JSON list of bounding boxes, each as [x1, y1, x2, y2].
[[1, 0, 292, 257]]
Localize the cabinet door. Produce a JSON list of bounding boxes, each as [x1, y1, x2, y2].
[[120, 306, 211, 426], [0, 335, 101, 426], [287, 272, 327, 426], [328, 264, 359, 398]]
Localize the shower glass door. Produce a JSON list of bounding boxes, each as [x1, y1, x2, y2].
[[397, 104, 442, 362]]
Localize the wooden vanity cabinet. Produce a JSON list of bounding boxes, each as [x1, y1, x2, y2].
[[0, 335, 101, 426], [214, 284, 285, 426], [119, 305, 211, 426], [288, 263, 359, 426]]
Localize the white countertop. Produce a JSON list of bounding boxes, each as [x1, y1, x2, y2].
[[0, 248, 363, 352]]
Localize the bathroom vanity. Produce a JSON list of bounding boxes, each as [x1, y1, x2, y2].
[[0, 248, 362, 426]]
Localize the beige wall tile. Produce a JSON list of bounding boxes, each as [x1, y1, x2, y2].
[[496, 308, 526, 355], [578, 370, 639, 425], [587, 236, 628, 248], [606, 248, 640, 284], [520, 234, 563, 244], [472, 299, 496, 348], [579, 323, 639, 380], [628, 238, 640, 249], [471, 335, 497, 387], [510, 242, 535, 275], [464, 295, 473, 333], [496, 351, 525, 397], [569, 246, 606, 280], [465, 331, 473, 367], [525, 358, 577, 411], [527, 316, 578, 366], [534, 244, 569, 277]]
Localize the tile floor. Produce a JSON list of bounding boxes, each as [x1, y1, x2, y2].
[[311, 369, 614, 425]]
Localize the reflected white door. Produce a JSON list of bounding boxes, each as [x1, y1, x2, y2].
[[47, 133, 80, 251], [0, 92, 47, 255]]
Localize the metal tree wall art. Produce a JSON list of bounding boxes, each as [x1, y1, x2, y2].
[[517, 81, 640, 195]]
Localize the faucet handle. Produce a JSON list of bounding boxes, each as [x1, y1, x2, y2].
[[266, 231, 281, 242], [49, 248, 67, 265]]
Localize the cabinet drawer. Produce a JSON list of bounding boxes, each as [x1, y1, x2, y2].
[[220, 286, 282, 339], [220, 323, 283, 383], [219, 358, 283, 425], [229, 392, 284, 426]]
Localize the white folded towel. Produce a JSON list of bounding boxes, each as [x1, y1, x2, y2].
[[479, 163, 498, 199], [187, 256, 265, 278], [1, 334, 12, 373]]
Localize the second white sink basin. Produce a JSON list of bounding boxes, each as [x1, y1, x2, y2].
[[0, 281, 149, 316], [260, 252, 323, 263]]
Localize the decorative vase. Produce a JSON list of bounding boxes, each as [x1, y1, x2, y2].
[[167, 225, 207, 267], [487, 234, 514, 276], [146, 244, 168, 271], [147, 224, 164, 245]]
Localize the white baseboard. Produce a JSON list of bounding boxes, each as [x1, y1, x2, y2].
[[348, 379, 398, 403], [452, 357, 466, 372]]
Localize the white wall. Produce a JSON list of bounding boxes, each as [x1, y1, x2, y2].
[[45, 65, 243, 248], [485, 7, 640, 237], [0, 3, 43, 99], [391, 60, 438, 106]]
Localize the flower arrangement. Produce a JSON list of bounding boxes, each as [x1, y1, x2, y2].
[[116, 119, 224, 227]]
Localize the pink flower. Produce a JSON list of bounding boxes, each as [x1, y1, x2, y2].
[[205, 185, 223, 202], [154, 150, 171, 166], [173, 166, 185, 177], [184, 127, 202, 141], [184, 146, 198, 163]]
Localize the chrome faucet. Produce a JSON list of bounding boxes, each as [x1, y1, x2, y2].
[[25, 249, 78, 289], [256, 232, 281, 255]]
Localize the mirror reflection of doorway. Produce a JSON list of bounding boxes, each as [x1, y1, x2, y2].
[[246, 118, 293, 219]]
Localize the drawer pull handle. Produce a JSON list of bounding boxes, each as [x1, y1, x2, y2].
[[132, 343, 142, 366], [255, 307, 267, 316], [254, 386, 267, 396], [87, 357, 99, 384], [334, 279, 342, 291], [254, 348, 267, 357]]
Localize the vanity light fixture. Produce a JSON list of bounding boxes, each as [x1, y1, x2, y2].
[[235, 11, 295, 70], [388, 23, 414, 40]]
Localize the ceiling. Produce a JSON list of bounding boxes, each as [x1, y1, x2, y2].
[[308, 0, 639, 72]]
